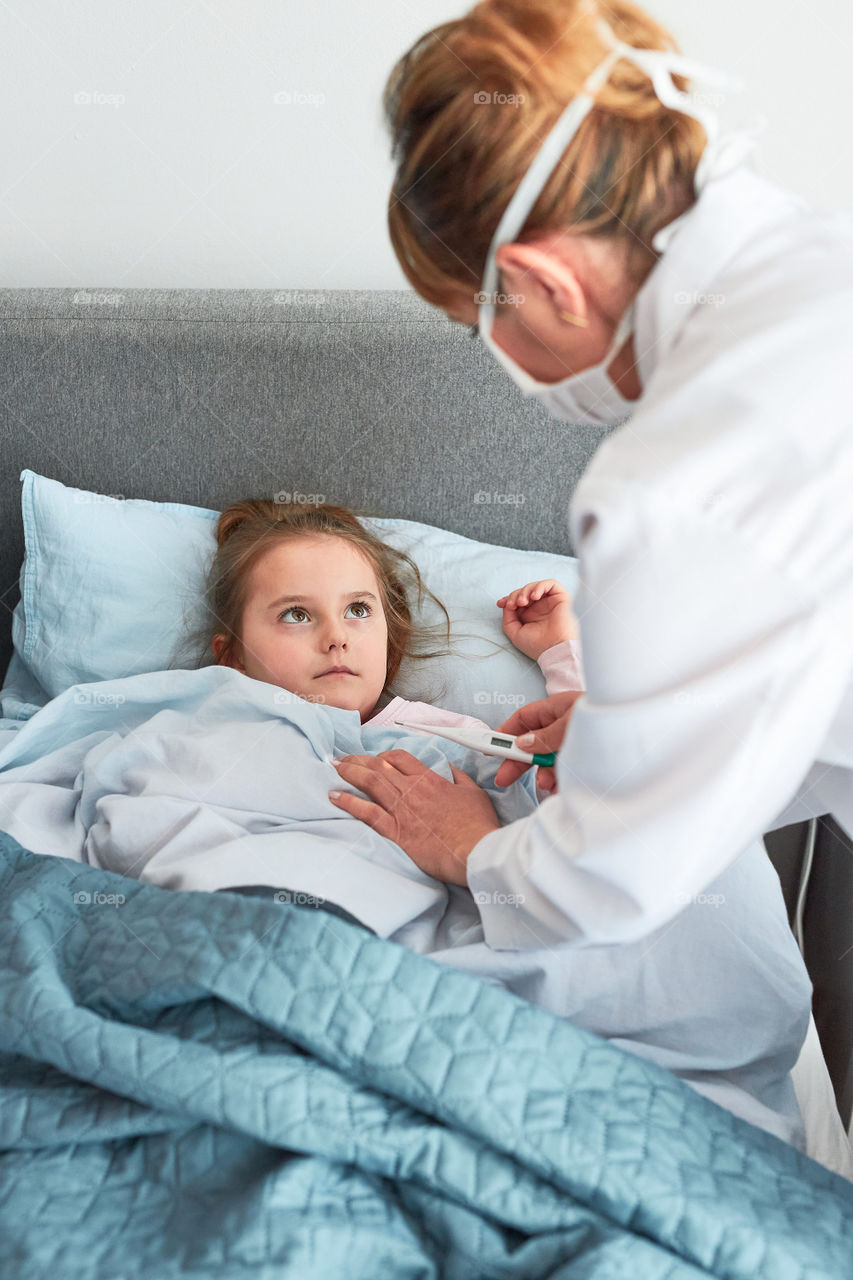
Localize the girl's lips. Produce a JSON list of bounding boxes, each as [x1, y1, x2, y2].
[[316, 669, 355, 677]]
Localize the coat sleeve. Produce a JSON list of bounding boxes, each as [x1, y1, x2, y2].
[[466, 238, 853, 952], [466, 488, 853, 949], [467, 237, 853, 949]]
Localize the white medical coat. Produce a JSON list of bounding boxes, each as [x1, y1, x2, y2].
[[467, 163, 853, 948]]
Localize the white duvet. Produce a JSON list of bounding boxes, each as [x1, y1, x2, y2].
[[0, 663, 814, 1150]]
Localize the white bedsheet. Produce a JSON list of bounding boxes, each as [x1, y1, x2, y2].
[[0, 663, 831, 1159], [792, 1013, 853, 1180]]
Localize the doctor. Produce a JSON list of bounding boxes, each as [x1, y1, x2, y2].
[[330, 0, 853, 949]]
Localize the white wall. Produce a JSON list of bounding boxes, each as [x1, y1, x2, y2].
[[1, 0, 849, 289], [654, 0, 851, 216]]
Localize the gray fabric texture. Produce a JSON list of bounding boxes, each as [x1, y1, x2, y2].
[[0, 287, 614, 677]]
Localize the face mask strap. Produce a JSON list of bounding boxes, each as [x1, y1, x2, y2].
[[478, 85, 603, 339], [478, 19, 744, 344]]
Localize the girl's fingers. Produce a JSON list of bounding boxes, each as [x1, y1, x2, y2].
[[499, 580, 563, 611]]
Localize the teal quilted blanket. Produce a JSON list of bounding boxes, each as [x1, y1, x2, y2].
[[0, 833, 850, 1279]]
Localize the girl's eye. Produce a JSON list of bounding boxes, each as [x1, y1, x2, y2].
[[278, 603, 371, 623]]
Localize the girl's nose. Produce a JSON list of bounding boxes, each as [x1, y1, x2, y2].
[[321, 627, 347, 651]]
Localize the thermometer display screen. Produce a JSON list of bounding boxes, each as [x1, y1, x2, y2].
[[489, 736, 513, 749]]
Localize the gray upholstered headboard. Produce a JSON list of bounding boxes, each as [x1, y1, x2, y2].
[[0, 286, 611, 676], [0, 286, 849, 1124]]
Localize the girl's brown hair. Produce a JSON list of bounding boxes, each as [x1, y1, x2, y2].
[[384, 0, 707, 312], [190, 499, 453, 702]]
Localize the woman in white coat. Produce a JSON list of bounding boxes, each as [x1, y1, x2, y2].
[[329, 0, 853, 957]]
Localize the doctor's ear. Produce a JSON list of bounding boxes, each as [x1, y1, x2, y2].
[[493, 241, 588, 327], [492, 244, 527, 295]]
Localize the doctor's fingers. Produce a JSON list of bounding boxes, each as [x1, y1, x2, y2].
[[495, 759, 557, 790], [537, 766, 557, 794], [493, 704, 577, 789], [327, 786, 399, 844], [372, 748, 429, 774], [330, 754, 440, 813], [495, 690, 581, 738], [330, 750, 425, 778], [329, 758, 453, 843]]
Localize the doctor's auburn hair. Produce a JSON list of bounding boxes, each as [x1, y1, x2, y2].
[[384, 0, 707, 311], [188, 498, 453, 698]]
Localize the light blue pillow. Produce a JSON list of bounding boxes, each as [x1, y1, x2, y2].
[[10, 470, 580, 728], [357, 516, 581, 724], [13, 471, 219, 700]]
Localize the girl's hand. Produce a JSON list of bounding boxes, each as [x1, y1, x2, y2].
[[497, 579, 578, 661]]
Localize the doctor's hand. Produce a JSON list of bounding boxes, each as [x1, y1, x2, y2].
[[328, 749, 501, 885], [492, 690, 583, 793]]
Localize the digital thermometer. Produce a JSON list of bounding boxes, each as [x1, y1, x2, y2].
[[393, 720, 556, 767]]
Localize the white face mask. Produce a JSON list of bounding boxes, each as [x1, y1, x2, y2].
[[476, 13, 762, 427], [482, 288, 639, 429]]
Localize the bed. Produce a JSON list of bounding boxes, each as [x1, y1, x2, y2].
[[0, 286, 851, 1278]]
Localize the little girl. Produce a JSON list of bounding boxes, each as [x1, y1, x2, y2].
[[199, 497, 811, 1151], [205, 497, 585, 747]]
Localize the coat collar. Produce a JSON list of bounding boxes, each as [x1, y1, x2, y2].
[[632, 165, 808, 389]]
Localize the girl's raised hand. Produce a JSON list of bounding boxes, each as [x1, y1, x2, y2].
[[497, 579, 578, 661]]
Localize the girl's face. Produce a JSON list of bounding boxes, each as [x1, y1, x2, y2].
[[212, 535, 390, 722]]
